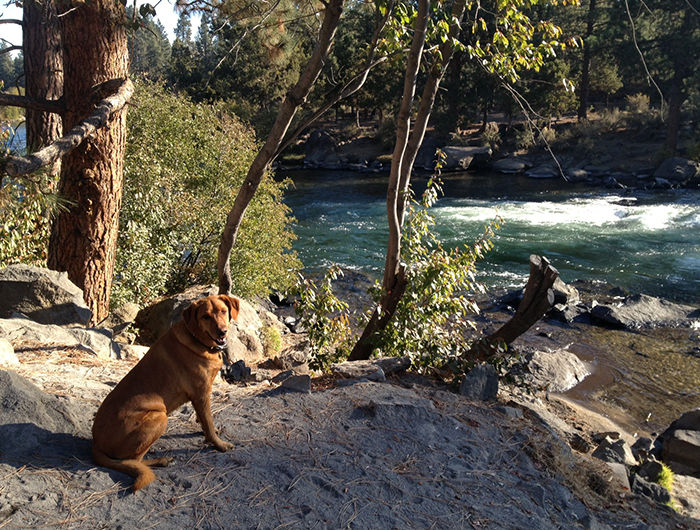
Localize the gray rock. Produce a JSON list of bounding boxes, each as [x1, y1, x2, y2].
[[567, 432, 592, 453], [605, 462, 631, 490], [565, 168, 590, 182], [0, 317, 120, 359], [525, 164, 559, 179], [552, 277, 579, 306], [331, 357, 410, 381], [630, 474, 671, 504], [281, 374, 311, 394], [441, 146, 491, 171], [460, 363, 498, 401], [653, 157, 700, 181], [0, 370, 80, 457], [590, 293, 698, 330], [660, 429, 700, 475], [0, 338, 18, 366], [631, 436, 653, 461], [636, 460, 664, 482], [592, 436, 637, 466], [493, 157, 528, 174], [0, 264, 91, 325], [524, 348, 590, 393], [497, 405, 523, 419]]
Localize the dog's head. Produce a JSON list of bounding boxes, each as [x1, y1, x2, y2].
[[182, 295, 240, 350]]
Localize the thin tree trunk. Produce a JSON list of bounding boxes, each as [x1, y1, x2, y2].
[[23, 0, 62, 167], [348, 0, 430, 361], [217, 0, 344, 295], [48, 0, 129, 325], [577, 0, 597, 121], [349, 0, 469, 361]]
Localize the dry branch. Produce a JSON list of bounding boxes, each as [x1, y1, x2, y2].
[[0, 93, 63, 114], [3, 78, 134, 177]]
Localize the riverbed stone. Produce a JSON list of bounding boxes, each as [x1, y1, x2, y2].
[[653, 157, 700, 182], [525, 164, 560, 179], [590, 293, 698, 330], [441, 146, 492, 171], [523, 348, 590, 392], [630, 474, 671, 504], [0, 264, 91, 326], [493, 157, 528, 174]]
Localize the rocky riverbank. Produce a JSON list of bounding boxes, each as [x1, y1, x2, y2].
[[284, 120, 700, 193], [1, 264, 699, 527]]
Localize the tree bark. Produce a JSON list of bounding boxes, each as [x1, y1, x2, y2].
[[47, 0, 129, 325], [348, 0, 430, 361], [577, 0, 597, 121], [23, 0, 63, 167], [217, 0, 344, 295]]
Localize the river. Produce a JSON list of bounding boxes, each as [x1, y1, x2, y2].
[[281, 169, 700, 304]]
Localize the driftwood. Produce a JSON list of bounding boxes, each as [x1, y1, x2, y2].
[[3, 78, 134, 177], [470, 254, 559, 361]]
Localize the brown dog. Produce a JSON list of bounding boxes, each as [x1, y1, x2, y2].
[[92, 294, 240, 491]]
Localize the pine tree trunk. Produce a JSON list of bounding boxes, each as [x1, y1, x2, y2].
[[23, 0, 63, 163], [47, 0, 129, 324], [577, 0, 597, 120]]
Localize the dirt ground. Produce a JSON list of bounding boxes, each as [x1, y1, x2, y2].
[[0, 344, 697, 529]]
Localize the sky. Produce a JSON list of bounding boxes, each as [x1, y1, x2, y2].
[[1, 0, 193, 53]]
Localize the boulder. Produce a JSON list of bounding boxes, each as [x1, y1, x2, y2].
[[552, 277, 579, 306], [656, 409, 700, 475], [523, 348, 590, 393], [590, 293, 698, 330], [630, 474, 671, 504], [441, 146, 492, 171], [525, 164, 559, 179], [492, 157, 528, 174], [280, 374, 311, 394], [0, 264, 91, 325], [0, 317, 120, 359], [653, 157, 700, 182], [332, 356, 411, 380], [592, 436, 637, 466], [0, 338, 18, 366], [0, 370, 81, 459], [565, 168, 590, 182], [459, 363, 498, 401]]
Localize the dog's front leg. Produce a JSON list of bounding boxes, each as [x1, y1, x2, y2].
[[192, 396, 233, 452]]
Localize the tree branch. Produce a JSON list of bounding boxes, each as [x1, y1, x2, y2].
[[3, 79, 134, 177], [0, 93, 64, 114], [0, 19, 24, 26], [0, 45, 22, 56]]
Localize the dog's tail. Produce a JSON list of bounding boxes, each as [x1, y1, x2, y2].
[[92, 445, 156, 491]]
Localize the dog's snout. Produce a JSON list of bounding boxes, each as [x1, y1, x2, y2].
[[217, 328, 227, 338]]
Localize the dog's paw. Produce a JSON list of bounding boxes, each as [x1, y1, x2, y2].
[[213, 439, 233, 452]]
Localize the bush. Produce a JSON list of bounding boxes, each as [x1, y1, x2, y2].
[[293, 265, 352, 372], [113, 81, 300, 307], [481, 122, 501, 151], [625, 93, 650, 114]]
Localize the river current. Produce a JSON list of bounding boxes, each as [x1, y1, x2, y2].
[[281, 169, 700, 304]]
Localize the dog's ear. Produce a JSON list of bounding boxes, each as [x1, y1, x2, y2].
[[182, 301, 199, 334], [220, 295, 240, 321]]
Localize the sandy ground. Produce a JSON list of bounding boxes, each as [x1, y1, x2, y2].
[[1, 344, 698, 529]]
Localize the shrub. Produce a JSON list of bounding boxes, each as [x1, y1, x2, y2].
[[293, 265, 352, 372], [482, 121, 501, 151], [113, 81, 300, 307], [261, 325, 282, 357], [625, 93, 650, 115], [516, 126, 536, 150]]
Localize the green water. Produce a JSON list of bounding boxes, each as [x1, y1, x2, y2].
[[282, 169, 700, 304]]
